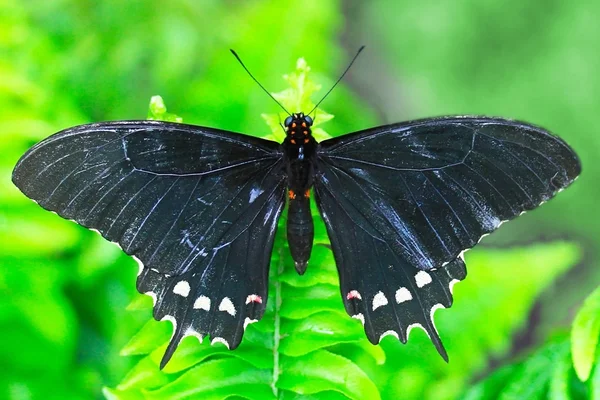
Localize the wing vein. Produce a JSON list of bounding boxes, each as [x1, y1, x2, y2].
[[318, 161, 416, 258], [131, 155, 278, 177], [106, 175, 158, 236], [126, 177, 181, 252], [398, 174, 452, 260], [325, 155, 464, 172], [421, 171, 471, 244], [148, 178, 202, 264], [463, 163, 514, 212], [84, 170, 135, 218], [179, 161, 283, 273], [477, 131, 562, 172], [472, 151, 535, 205]]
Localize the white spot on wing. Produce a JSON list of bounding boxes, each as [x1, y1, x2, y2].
[[211, 337, 230, 349], [415, 271, 432, 288], [218, 297, 236, 316], [193, 295, 211, 311], [244, 318, 258, 330], [379, 330, 399, 341], [173, 280, 191, 297], [183, 327, 203, 343], [372, 291, 388, 311], [351, 313, 365, 325], [395, 287, 413, 303]]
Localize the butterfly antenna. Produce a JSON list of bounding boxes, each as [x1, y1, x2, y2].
[[308, 45, 365, 116], [230, 49, 290, 115]]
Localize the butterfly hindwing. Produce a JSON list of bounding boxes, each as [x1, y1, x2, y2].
[[314, 162, 467, 358], [12, 121, 286, 367], [315, 116, 580, 356]]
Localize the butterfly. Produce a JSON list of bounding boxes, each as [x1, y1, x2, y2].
[[11, 50, 581, 369]]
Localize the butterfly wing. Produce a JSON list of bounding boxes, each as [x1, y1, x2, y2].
[[12, 120, 286, 368], [314, 116, 580, 358]]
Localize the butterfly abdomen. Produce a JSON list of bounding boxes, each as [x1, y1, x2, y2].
[[287, 193, 314, 274]]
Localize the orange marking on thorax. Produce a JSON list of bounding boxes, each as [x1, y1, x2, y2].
[[304, 189, 310, 199], [288, 190, 296, 200]]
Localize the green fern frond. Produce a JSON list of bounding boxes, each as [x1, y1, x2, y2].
[[462, 281, 600, 400]]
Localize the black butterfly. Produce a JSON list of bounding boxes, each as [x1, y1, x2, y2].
[[11, 53, 581, 369]]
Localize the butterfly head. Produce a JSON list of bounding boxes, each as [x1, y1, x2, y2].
[[284, 113, 313, 144]]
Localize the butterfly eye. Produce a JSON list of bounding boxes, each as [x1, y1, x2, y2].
[[284, 116, 293, 127], [304, 115, 313, 126]]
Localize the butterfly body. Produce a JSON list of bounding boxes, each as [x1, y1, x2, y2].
[[282, 112, 317, 273], [12, 115, 580, 368]]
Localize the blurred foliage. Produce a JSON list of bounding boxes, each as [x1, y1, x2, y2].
[[572, 285, 600, 382], [1, 1, 598, 399]]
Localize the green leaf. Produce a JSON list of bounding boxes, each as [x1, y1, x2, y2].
[[116, 356, 171, 391], [462, 340, 571, 400], [572, 285, 600, 381], [280, 312, 365, 357], [102, 386, 145, 400], [278, 350, 381, 400], [591, 351, 600, 399], [549, 349, 574, 400], [461, 365, 519, 400], [144, 358, 274, 400], [120, 319, 170, 356], [152, 336, 274, 373], [147, 95, 183, 122], [125, 294, 154, 311], [278, 284, 343, 319], [442, 243, 580, 367]]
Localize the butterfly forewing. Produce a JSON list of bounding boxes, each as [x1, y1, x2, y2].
[[315, 116, 580, 357], [12, 121, 287, 367]]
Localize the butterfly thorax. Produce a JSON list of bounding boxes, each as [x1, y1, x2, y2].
[[282, 112, 317, 274]]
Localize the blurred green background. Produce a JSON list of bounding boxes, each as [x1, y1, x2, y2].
[[1, 1, 599, 399]]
